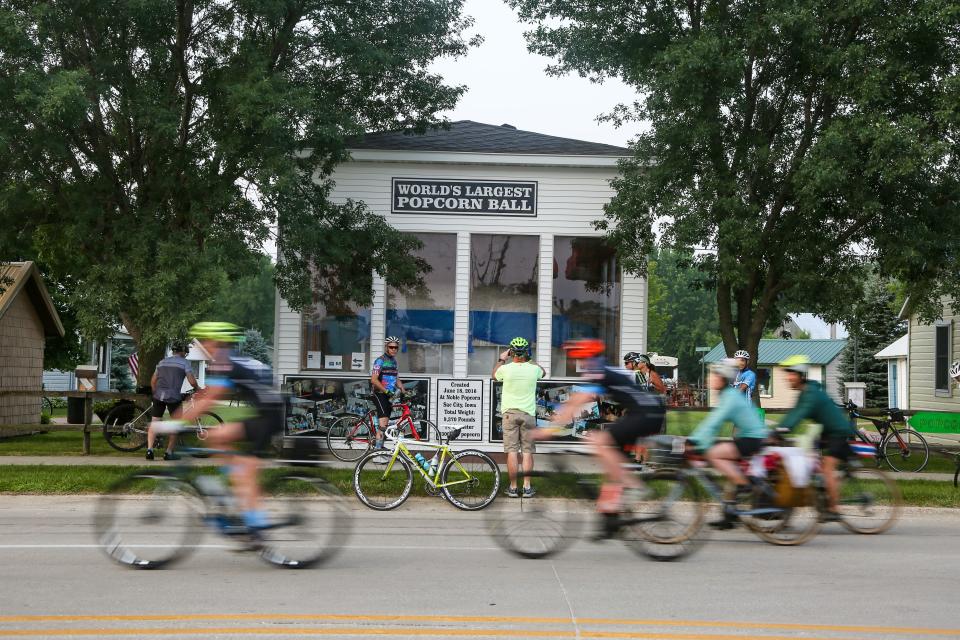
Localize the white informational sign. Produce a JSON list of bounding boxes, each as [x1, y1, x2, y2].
[[436, 379, 484, 441], [351, 352, 366, 371], [306, 351, 322, 369], [325, 355, 343, 370]]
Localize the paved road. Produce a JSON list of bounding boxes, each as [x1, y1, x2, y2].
[[0, 496, 958, 639]]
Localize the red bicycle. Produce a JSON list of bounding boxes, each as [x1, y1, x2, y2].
[[325, 392, 441, 462]]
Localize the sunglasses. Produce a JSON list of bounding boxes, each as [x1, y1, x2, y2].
[[386, 344, 399, 350]]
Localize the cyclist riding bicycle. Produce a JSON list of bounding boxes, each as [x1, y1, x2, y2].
[[371, 337, 406, 449], [538, 339, 666, 538], [688, 358, 768, 529], [777, 354, 855, 521], [172, 321, 284, 532]]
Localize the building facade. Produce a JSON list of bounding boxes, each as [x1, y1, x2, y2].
[[906, 299, 960, 411], [274, 122, 647, 449]]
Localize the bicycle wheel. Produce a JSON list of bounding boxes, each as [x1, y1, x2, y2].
[[102, 404, 149, 452], [621, 470, 706, 561], [257, 473, 353, 569], [485, 467, 586, 559], [837, 466, 902, 534], [94, 471, 202, 569], [353, 450, 414, 510], [41, 396, 54, 416], [326, 415, 374, 462], [881, 428, 929, 473], [440, 449, 501, 510], [738, 480, 820, 546]]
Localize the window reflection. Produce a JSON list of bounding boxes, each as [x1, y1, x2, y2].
[[468, 234, 539, 375], [552, 237, 621, 376], [302, 297, 370, 371]]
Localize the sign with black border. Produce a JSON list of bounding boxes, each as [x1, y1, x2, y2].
[[435, 379, 484, 441], [392, 178, 537, 217]]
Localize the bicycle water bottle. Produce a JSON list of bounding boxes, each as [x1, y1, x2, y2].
[[414, 453, 431, 473], [428, 453, 439, 477]]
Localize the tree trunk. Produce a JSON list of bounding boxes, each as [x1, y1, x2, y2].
[[135, 343, 166, 394]]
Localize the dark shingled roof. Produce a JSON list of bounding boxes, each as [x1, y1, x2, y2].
[[347, 120, 629, 156]]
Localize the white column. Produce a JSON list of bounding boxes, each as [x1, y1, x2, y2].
[[537, 234, 554, 377], [620, 271, 648, 357], [370, 273, 387, 359], [453, 232, 471, 378]]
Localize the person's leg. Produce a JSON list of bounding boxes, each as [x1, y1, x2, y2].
[[502, 412, 521, 492], [146, 402, 166, 459], [706, 442, 748, 488], [519, 413, 536, 492], [586, 430, 627, 488], [822, 454, 840, 512], [165, 402, 183, 455]]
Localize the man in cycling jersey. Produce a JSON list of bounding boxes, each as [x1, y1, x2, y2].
[[688, 358, 768, 528], [732, 350, 756, 398], [146, 342, 200, 461], [540, 339, 665, 537], [778, 354, 855, 521], [370, 337, 405, 449], [176, 322, 284, 531]]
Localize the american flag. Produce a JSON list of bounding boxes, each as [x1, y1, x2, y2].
[[128, 353, 139, 380]]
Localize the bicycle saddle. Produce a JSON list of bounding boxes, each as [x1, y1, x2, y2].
[[442, 427, 463, 443]]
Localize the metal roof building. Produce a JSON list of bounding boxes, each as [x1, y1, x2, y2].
[[701, 339, 848, 365]]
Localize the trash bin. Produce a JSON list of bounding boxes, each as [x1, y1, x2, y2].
[[68, 365, 99, 424], [66, 397, 85, 424]]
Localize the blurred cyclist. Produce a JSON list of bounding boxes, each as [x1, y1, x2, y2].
[[732, 350, 756, 399], [539, 339, 665, 538], [174, 322, 284, 531], [688, 358, 768, 529], [778, 354, 855, 521], [370, 336, 405, 449]]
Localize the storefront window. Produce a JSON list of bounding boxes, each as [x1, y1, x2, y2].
[[551, 237, 621, 377], [302, 297, 370, 371], [386, 233, 456, 374], [468, 234, 539, 375]]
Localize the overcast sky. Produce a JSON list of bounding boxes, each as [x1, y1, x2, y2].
[[430, 0, 646, 148]]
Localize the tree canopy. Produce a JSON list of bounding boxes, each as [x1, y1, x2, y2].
[[0, 0, 472, 383], [510, 0, 960, 365]]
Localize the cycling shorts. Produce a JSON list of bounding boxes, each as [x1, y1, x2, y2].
[[372, 392, 393, 419], [820, 436, 853, 462], [151, 400, 182, 419], [733, 437, 765, 458], [241, 405, 284, 457], [606, 410, 665, 452]]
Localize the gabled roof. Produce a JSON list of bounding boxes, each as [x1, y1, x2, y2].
[[874, 334, 908, 359], [346, 120, 630, 156], [702, 339, 848, 365], [0, 261, 64, 337]]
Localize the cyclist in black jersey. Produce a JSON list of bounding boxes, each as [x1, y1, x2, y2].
[[174, 322, 284, 531]]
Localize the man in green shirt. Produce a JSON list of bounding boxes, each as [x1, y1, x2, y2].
[[493, 337, 545, 497], [779, 355, 856, 520]]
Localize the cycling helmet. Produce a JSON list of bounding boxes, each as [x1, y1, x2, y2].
[[509, 337, 529, 350], [950, 360, 960, 380], [635, 353, 653, 366], [385, 336, 401, 346], [188, 321, 242, 343], [780, 354, 810, 377], [733, 349, 750, 360], [710, 358, 739, 382], [563, 339, 605, 359], [623, 351, 641, 363], [169, 341, 189, 354]]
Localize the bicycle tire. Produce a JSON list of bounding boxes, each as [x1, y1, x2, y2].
[[954, 459, 959, 489], [353, 450, 414, 510], [326, 415, 374, 462], [94, 470, 202, 569], [257, 473, 353, 569], [621, 469, 706, 561], [41, 396, 54, 416], [440, 449, 501, 511], [102, 404, 149, 452], [881, 428, 929, 473], [837, 466, 902, 534], [739, 481, 821, 546], [403, 418, 443, 449]]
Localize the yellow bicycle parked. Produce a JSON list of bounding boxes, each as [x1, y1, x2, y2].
[[353, 425, 500, 511]]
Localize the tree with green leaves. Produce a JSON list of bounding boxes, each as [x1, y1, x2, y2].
[[0, 0, 471, 385], [838, 277, 905, 408], [510, 0, 960, 368], [238, 328, 272, 365], [210, 255, 276, 342]]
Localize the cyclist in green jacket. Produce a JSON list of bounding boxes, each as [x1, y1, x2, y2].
[[778, 355, 855, 520]]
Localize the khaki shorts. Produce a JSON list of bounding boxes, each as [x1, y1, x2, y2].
[[502, 410, 537, 454]]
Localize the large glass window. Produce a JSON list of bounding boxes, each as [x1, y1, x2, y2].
[[468, 234, 539, 375], [386, 233, 456, 374], [551, 237, 621, 377], [302, 297, 370, 371]]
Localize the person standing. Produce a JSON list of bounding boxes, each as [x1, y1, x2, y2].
[[493, 337, 545, 498], [632, 354, 667, 395], [732, 350, 757, 399], [370, 336, 405, 449], [146, 342, 200, 461]]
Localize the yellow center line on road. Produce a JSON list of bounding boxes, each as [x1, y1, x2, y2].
[[0, 615, 956, 638]]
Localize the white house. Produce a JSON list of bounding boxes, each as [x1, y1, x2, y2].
[[874, 334, 908, 409], [273, 121, 645, 449]]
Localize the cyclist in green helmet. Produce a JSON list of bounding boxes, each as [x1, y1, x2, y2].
[[493, 336, 545, 497]]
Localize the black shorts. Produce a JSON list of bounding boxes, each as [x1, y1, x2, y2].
[[820, 436, 853, 461], [242, 405, 284, 456], [372, 392, 393, 419], [734, 437, 765, 458], [606, 409, 666, 451], [151, 400, 182, 419]]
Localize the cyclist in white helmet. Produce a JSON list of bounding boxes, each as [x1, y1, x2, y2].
[[732, 349, 757, 399]]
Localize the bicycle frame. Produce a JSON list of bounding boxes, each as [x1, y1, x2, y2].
[[377, 433, 475, 490], [348, 402, 430, 442]]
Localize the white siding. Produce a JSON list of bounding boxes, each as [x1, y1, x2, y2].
[[453, 232, 471, 378], [42, 370, 74, 391], [537, 234, 554, 377], [620, 272, 647, 357], [908, 300, 960, 411], [824, 358, 844, 403]]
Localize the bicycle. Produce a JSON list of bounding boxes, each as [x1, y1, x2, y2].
[[326, 392, 440, 462], [844, 401, 930, 472], [101, 390, 223, 453], [352, 425, 500, 511], [487, 445, 706, 562], [94, 431, 352, 569]]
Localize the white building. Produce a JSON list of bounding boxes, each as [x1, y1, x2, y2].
[[874, 334, 908, 409], [274, 121, 647, 449]]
